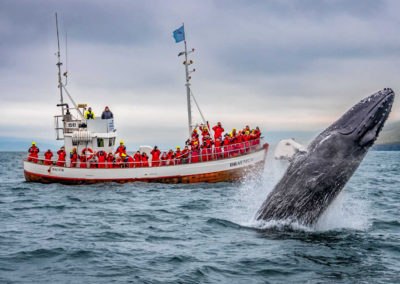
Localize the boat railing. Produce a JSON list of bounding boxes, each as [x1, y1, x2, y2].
[[24, 138, 265, 168]]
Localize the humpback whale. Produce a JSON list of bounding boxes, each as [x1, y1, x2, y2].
[[257, 88, 395, 226]]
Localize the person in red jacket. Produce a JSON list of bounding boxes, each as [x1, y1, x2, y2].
[[106, 152, 115, 168], [243, 131, 251, 152], [214, 138, 223, 159], [160, 152, 168, 166], [181, 146, 190, 164], [27, 142, 40, 163], [200, 125, 210, 143], [134, 151, 142, 168], [115, 141, 127, 157], [191, 129, 200, 145], [70, 148, 78, 167], [43, 149, 53, 165], [141, 152, 149, 167], [191, 146, 200, 163], [175, 147, 182, 165], [97, 150, 106, 168], [166, 149, 175, 166], [223, 134, 230, 158], [114, 156, 123, 168], [57, 147, 66, 167], [151, 146, 161, 167], [124, 154, 134, 168], [236, 131, 245, 155], [79, 154, 87, 168], [201, 142, 209, 162], [212, 122, 224, 140]]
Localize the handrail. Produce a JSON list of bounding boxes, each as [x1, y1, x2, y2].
[[24, 139, 264, 169]]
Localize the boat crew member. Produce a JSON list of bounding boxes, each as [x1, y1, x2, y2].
[[84, 107, 95, 119], [57, 147, 66, 167], [141, 152, 149, 167], [106, 152, 115, 168], [101, 106, 113, 119], [134, 151, 142, 168], [151, 146, 161, 167], [27, 142, 40, 163], [70, 148, 78, 167], [97, 150, 106, 168], [175, 147, 182, 165], [212, 122, 224, 140], [115, 141, 127, 157], [44, 149, 53, 165]]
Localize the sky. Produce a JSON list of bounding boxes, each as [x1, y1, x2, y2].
[[1, 0, 400, 150]]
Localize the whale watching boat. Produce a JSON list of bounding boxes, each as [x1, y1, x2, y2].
[[23, 16, 269, 184]]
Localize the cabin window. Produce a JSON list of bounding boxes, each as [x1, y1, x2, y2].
[[97, 138, 104, 147], [109, 137, 115, 147]]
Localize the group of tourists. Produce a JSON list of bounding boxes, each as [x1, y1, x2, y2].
[[27, 122, 261, 168]]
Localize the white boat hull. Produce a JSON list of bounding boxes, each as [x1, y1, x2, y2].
[[23, 144, 269, 184]]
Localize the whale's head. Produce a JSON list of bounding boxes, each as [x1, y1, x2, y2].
[[309, 88, 395, 159]]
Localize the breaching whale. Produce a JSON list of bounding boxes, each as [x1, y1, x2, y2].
[[256, 88, 395, 226]]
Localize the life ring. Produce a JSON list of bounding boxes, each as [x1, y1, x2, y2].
[[81, 147, 94, 160]]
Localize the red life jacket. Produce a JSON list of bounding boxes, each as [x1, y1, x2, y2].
[[44, 151, 53, 165], [201, 147, 209, 162], [106, 154, 114, 168], [134, 153, 142, 167], [79, 155, 87, 168], [57, 150, 66, 166], [151, 149, 161, 161], [125, 156, 134, 168], [141, 154, 149, 167], [97, 151, 106, 168], [115, 145, 126, 156]]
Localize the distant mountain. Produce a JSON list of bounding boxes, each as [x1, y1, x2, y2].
[[375, 120, 400, 150], [0, 136, 61, 152]]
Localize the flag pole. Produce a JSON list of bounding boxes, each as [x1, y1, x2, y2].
[[183, 23, 193, 137]]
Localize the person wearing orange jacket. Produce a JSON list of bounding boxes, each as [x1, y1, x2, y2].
[[70, 148, 78, 167], [151, 146, 161, 167], [115, 141, 127, 157], [174, 147, 182, 165], [57, 147, 66, 167], [27, 142, 40, 163], [79, 154, 87, 168], [106, 152, 115, 168], [114, 156, 123, 168], [44, 149, 53, 165], [212, 122, 224, 140], [134, 151, 142, 168], [236, 131, 245, 155], [141, 152, 149, 167], [97, 150, 106, 168]]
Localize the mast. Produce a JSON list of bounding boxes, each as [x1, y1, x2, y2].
[[55, 13, 65, 133], [183, 35, 193, 137]]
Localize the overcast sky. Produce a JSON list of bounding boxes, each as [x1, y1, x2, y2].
[[1, 0, 399, 148]]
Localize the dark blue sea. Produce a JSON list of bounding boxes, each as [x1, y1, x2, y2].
[[0, 151, 399, 283]]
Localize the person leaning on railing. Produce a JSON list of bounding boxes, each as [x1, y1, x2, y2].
[[27, 142, 40, 163]]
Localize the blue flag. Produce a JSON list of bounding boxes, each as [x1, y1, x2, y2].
[[173, 25, 185, 43]]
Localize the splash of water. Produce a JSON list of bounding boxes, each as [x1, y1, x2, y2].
[[229, 155, 369, 232]]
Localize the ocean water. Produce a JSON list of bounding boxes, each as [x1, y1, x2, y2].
[[0, 151, 399, 283]]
